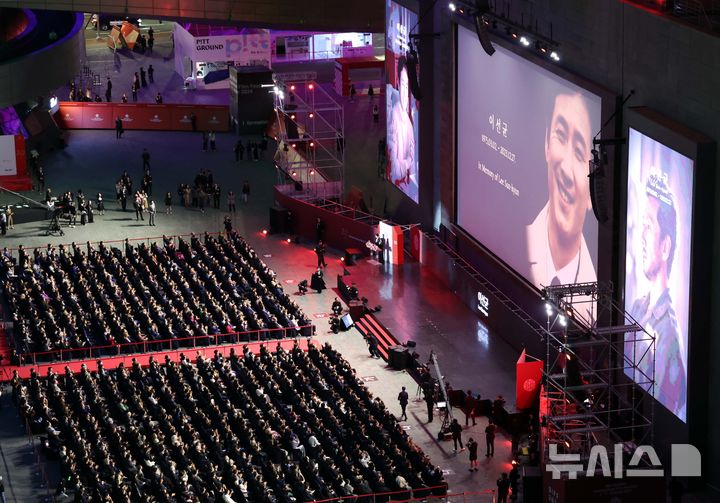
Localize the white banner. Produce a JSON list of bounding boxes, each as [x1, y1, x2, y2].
[[0, 135, 17, 176], [194, 31, 272, 67]]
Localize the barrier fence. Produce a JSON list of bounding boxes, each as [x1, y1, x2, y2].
[[311, 488, 496, 503], [10, 325, 314, 366]]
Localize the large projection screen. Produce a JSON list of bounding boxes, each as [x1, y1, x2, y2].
[[386, 0, 420, 203], [624, 128, 693, 422], [456, 26, 602, 293]]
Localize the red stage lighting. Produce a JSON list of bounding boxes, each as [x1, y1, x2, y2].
[[308, 83, 314, 90], [262, 229, 268, 235], [287, 238, 292, 243], [290, 85, 296, 91], [340, 257, 345, 262]]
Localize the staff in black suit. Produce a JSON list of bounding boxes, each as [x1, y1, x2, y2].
[[315, 241, 327, 268]]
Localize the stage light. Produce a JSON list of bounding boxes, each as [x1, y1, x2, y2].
[[308, 84, 314, 90], [292, 143, 297, 148], [520, 36, 530, 47], [273, 86, 279, 94], [262, 229, 268, 235], [545, 302, 553, 315], [290, 85, 296, 91], [309, 169, 315, 175], [550, 51, 560, 62], [511, 31, 518, 39], [291, 170, 297, 176], [291, 114, 296, 120], [564, 440, 571, 449], [448, 2, 456, 12], [309, 113, 314, 118], [559, 315, 567, 327], [287, 238, 292, 243], [310, 142, 315, 148], [341, 256, 345, 262]]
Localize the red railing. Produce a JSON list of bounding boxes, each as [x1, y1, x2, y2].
[[13, 325, 314, 366], [311, 487, 496, 503]]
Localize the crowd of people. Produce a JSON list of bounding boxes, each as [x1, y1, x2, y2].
[[1, 232, 311, 362], [12, 342, 446, 502]]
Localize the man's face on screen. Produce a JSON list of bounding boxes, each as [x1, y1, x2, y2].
[[545, 93, 592, 246], [642, 197, 666, 281]]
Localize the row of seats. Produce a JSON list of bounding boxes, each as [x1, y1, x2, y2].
[[12, 342, 446, 502], [1, 232, 311, 362]]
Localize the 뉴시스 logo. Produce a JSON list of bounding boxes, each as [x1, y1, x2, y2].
[[477, 291, 490, 317], [546, 443, 701, 479]]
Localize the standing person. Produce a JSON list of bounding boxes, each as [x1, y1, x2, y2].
[[315, 240, 327, 268], [234, 139, 243, 161], [212, 184, 221, 209], [315, 217, 325, 242], [115, 117, 124, 139], [106, 77, 112, 100], [224, 215, 233, 235], [350, 83, 356, 102], [424, 388, 434, 423], [464, 390, 477, 426], [147, 29, 154, 54], [450, 418, 464, 452], [148, 200, 156, 226], [155, 93, 163, 104], [227, 190, 236, 213], [368, 84, 374, 100], [0, 211, 7, 235], [121, 93, 128, 104], [6, 207, 13, 230], [397, 386, 409, 421], [142, 148, 151, 171], [241, 180, 250, 204], [38, 166, 45, 192], [140, 67, 147, 88], [131, 82, 138, 102], [209, 131, 217, 151], [467, 438, 479, 472], [164, 191, 173, 214], [497, 473, 510, 503], [0, 475, 5, 503], [485, 419, 496, 457], [147, 64, 154, 84], [372, 103, 379, 123], [96, 193, 105, 215], [508, 465, 520, 500]]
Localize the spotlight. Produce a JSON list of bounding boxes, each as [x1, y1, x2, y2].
[[550, 51, 560, 62], [520, 36, 530, 47], [309, 169, 315, 176], [511, 31, 518, 39], [309, 142, 315, 148], [287, 238, 292, 243], [545, 302, 553, 314], [308, 84, 314, 90], [341, 256, 345, 262], [290, 84, 296, 91], [262, 229, 268, 235], [448, 2, 456, 12], [309, 113, 314, 118], [559, 315, 567, 327], [292, 143, 297, 148], [291, 170, 297, 176], [273, 86, 279, 93], [564, 440, 571, 449], [291, 114, 296, 120]]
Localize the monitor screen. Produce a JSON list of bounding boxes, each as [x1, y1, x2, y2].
[[624, 128, 693, 422], [456, 26, 602, 296], [385, 0, 420, 203]]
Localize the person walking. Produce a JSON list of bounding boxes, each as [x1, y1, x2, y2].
[[509, 464, 520, 500], [485, 419, 496, 457], [96, 193, 105, 215], [147, 64, 154, 84], [397, 387, 409, 421], [424, 388, 434, 423], [234, 139, 243, 161], [497, 473, 510, 503], [140, 67, 147, 88], [467, 438, 479, 471], [227, 190, 236, 213], [242, 180, 250, 203], [147, 30, 154, 54], [315, 240, 327, 268], [164, 191, 173, 214], [142, 148, 151, 171], [209, 131, 217, 151], [450, 418, 464, 452], [148, 200, 156, 226]]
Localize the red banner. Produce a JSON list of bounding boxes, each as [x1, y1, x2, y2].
[[516, 349, 544, 410], [55, 103, 229, 132]]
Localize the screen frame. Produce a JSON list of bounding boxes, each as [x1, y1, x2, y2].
[[621, 106, 715, 443], [385, 0, 421, 205], [451, 21, 617, 294]]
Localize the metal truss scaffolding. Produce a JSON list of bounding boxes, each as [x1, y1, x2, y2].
[[541, 281, 656, 471], [271, 79, 344, 200]]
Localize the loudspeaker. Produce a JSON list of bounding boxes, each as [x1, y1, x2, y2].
[[589, 162, 609, 223], [406, 48, 422, 100], [473, 16, 495, 56], [340, 314, 354, 330]]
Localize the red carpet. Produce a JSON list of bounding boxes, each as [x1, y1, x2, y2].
[[354, 312, 400, 361], [0, 338, 316, 381]]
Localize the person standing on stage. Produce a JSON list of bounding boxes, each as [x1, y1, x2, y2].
[[497, 473, 510, 503], [315, 240, 327, 268], [424, 387, 435, 423], [467, 438, 479, 472], [464, 389, 477, 426], [450, 418, 464, 452], [242, 180, 250, 204], [315, 217, 325, 242], [397, 386, 409, 421], [485, 419, 496, 457]]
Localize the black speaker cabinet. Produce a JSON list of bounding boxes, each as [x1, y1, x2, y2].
[[269, 207, 290, 233]]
